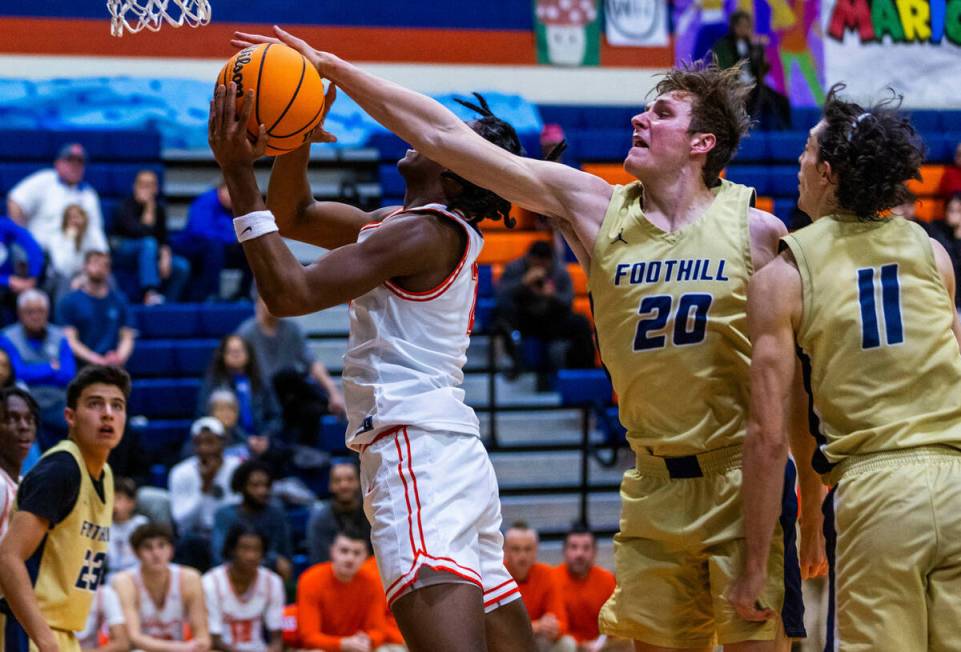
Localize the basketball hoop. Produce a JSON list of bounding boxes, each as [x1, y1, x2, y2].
[[106, 0, 212, 37]]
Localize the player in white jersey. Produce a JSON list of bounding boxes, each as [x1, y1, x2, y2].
[[209, 83, 536, 651], [113, 523, 210, 652], [77, 585, 129, 652], [202, 523, 283, 652], [0, 388, 39, 540]]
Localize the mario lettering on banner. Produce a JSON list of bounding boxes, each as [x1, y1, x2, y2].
[[534, 0, 602, 66], [823, 0, 961, 107]]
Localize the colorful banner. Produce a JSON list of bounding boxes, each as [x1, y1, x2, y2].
[[823, 0, 961, 108], [534, 0, 602, 66], [673, 0, 826, 107], [604, 0, 670, 46]]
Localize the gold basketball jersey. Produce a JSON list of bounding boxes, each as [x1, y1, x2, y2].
[[781, 215, 961, 473], [589, 180, 754, 456], [16, 439, 113, 632]]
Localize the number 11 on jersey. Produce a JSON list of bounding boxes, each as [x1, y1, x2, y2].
[[857, 264, 903, 349]]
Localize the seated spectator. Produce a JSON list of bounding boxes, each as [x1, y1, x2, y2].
[[297, 530, 387, 652], [939, 141, 961, 199], [238, 294, 346, 443], [0, 387, 39, 540], [494, 241, 595, 388], [199, 335, 277, 440], [173, 182, 252, 301], [168, 417, 242, 570], [204, 523, 284, 652], [108, 476, 149, 578], [927, 193, 961, 309], [211, 460, 293, 580], [45, 204, 103, 304], [0, 215, 43, 325], [307, 461, 371, 564], [553, 527, 624, 652], [208, 388, 251, 446], [112, 523, 210, 652], [0, 289, 75, 448], [6, 143, 108, 253], [0, 348, 17, 390], [504, 523, 575, 652], [77, 584, 129, 652], [111, 169, 190, 304], [58, 251, 136, 368]]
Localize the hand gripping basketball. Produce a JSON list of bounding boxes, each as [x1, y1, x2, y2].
[[208, 83, 268, 169]]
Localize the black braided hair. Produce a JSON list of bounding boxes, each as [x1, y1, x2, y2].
[[443, 93, 526, 229], [816, 83, 924, 218]]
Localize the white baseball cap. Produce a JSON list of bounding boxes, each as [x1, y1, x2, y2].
[[191, 416, 225, 438]]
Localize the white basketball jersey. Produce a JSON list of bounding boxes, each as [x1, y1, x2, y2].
[[344, 204, 483, 449], [0, 468, 17, 541], [202, 565, 284, 652], [135, 564, 187, 641]]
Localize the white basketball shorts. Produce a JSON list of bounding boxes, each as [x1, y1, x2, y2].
[[359, 425, 521, 612]]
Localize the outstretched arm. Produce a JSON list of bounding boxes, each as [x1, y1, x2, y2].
[[232, 28, 613, 248], [728, 252, 803, 622]]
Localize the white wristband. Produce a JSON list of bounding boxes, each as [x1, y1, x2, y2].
[[234, 210, 279, 243]]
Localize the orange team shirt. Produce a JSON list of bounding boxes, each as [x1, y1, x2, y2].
[[517, 563, 568, 633], [359, 557, 404, 646], [552, 564, 616, 643], [296, 563, 387, 651]]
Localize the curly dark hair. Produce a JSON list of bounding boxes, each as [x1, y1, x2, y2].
[[222, 521, 268, 562], [66, 365, 132, 409], [230, 458, 273, 494], [816, 83, 924, 218], [206, 334, 264, 393], [654, 60, 753, 187], [443, 93, 526, 229]]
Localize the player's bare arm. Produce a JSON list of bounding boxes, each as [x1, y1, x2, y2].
[[232, 27, 613, 255], [0, 512, 59, 652], [182, 568, 211, 652], [112, 573, 190, 652], [210, 83, 464, 317], [930, 237, 961, 348], [748, 208, 826, 577], [728, 252, 803, 622]]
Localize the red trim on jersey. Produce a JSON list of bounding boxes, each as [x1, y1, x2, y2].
[[357, 425, 404, 452], [483, 579, 515, 595], [393, 434, 418, 558], [402, 428, 428, 553], [484, 587, 521, 608], [467, 263, 479, 334], [382, 206, 476, 302], [386, 562, 483, 608]]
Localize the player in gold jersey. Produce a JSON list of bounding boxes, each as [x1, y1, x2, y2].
[[730, 84, 961, 650], [229, 27, 825, 650], [0, 366, 130, 652]]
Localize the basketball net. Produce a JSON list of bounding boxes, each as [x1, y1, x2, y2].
[[106, 0, 212, 37]]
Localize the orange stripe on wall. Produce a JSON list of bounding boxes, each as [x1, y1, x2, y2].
[[0, 17, 671, 67]]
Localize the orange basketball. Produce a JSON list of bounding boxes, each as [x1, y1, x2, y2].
[[217, 43, 325, 156]]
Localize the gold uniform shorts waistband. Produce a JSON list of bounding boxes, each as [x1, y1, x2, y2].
[[826, 444, 961, 486], [631, 444, 742, 480]]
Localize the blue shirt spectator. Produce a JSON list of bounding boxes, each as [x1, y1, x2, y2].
[[183, 186, 235, 244], [0, 217, 44, 291], [57, 251, 136, 367], [0, 289, 75, 448]]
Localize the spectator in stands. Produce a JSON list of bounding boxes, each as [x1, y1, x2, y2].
[[168, 416, 242, 570], [307, 461, 371, 564], [112, 169, 190, 304], [711, 10, 790, 130], [45, 205, 103, 304], [112, 522, 211, 652], [174, 181, 253, 301], [238, 294, 345, 443], [211, 459, 293, 579], [0, 288, 75, 448], [0, 215, 43, 325], [58, 251, 136, 368], [938, 141, 961, 199], [297, 530, 387, 652], [927, 193, 961, 309], [504, 523, 575, 652], [495, 241, 595, 389], [552, 527, 622, 652], [0, 349, 18, 390], [203, 522, 284, 652], [6, 143, 109, 253], [199, 334, 277, 440], [108, 477, 149, 578], [77, 584, 129, 652]]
